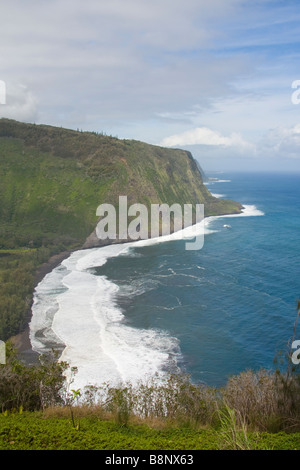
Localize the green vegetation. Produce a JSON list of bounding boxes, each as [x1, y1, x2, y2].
[[0, 246, 70, 340], [1, 412, 300, 450], [0, 118, 241, 245], [0, 118, 241, 342], [0, 342, 300, 450]]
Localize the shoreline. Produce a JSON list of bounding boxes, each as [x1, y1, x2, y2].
[[10, 250, 74, 355], [11, 204, 244, 357], [10, 239, 136, 355]]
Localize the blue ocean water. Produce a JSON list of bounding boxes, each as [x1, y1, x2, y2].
[[94, 172, 300, 387]]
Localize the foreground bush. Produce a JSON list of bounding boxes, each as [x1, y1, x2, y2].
[[0, 342, 69, 412], [1, 342, 300, 435], [221, 369, 281, 432], [88, 373, 219, 428]]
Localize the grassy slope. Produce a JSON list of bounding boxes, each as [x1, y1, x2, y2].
[[0, 412, 299, 450]]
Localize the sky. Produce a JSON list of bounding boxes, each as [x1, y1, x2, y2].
[[1, 0, 300, 172]]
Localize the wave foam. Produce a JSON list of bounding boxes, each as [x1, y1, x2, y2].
[[30, 245, 181, 391], [29, 203, 264, 391]]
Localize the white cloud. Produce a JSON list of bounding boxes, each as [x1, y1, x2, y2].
[[260, 124, 300, 159], [0, 82, 39, 122], [0, 0, 252, 132], [160, 126, 254, 151], [1, 0, 300, 173]]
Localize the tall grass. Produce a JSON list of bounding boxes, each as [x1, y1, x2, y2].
[[216, 404, 256, 450]]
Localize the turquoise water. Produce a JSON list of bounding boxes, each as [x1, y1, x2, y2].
[[96, 172, 300, 387]]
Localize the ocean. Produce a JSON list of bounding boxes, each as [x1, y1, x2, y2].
[[29, 171, 300, 390]]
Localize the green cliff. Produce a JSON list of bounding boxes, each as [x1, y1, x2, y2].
[[0, 118, 242, 340]]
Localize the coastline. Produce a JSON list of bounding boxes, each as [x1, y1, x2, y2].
[[11, 203, 244, 357], [10, 250, 73, 355], [10, 240, 134, 354]]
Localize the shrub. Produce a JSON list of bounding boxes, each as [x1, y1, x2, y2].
[[222, 369, 281, 431], [81, 373, 219, 429], [222, 368, 300, 432], [0, 342, 68, 412]]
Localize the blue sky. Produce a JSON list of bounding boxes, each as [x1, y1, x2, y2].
[[1, 0, 300, 172]]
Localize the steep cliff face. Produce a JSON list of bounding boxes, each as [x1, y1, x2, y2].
[[0, 118, 242, 250], [0, 119, 242, 341]]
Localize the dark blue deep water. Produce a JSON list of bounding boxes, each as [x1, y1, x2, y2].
[[96, 172, 300, 387]]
